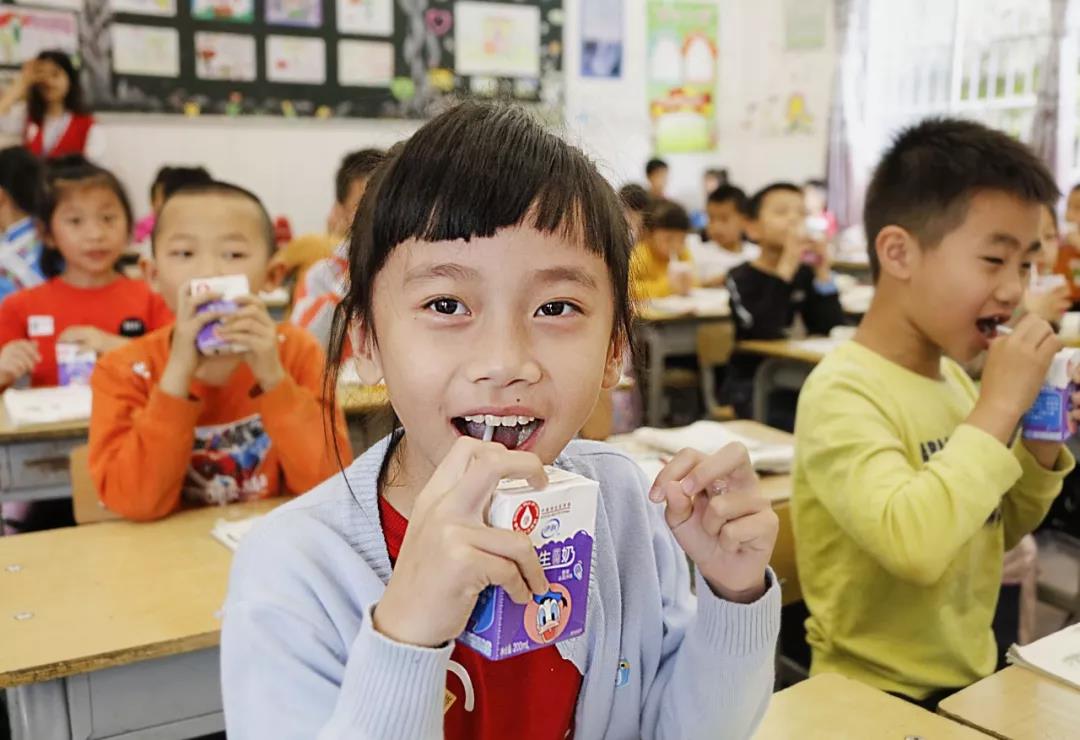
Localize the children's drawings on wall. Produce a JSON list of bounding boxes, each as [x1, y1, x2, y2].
[[195, 31, 256, 81]]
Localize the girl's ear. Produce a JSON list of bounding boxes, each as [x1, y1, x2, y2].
[[600, 337, 624, 390], [350, 319, 384, 385]]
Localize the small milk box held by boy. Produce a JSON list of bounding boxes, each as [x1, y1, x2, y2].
[[460, 467, 599, 661], [1023, 347, 1080, 442], [190, 274, 249, 356]]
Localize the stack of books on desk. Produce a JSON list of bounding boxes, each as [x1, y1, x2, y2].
[[1007, 623, 1080, 690], [3, 385, 92, 426], [631, 421, 794, 474]]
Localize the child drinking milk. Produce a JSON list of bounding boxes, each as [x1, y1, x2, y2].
[[221, 103, 781, 740]]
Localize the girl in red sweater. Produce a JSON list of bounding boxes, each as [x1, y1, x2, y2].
[[0, 157, 171, 389], [0, 50, 98, 159]]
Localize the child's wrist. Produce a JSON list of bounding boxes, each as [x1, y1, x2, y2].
[[968, 398, 1022, 446]]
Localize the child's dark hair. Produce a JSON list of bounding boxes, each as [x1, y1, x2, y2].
[[707, 184, 748, 214], [153, 180, 275, 252], [40, 156, 132, 278], [151, 166, 212, 201], [0, 146, 45, 216], [645, 158, 668, 177], [618, 183, 650, 213], [326, 101, 635, 422], [746, 182, 802, 220], [644, 199, 691, 232], [864, 117, 1059, 283], [336, 149, 387, 204], [27, 51, 87, 127]]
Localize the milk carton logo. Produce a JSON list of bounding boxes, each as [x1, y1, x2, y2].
[[512, 500, 539, 534], [541, 517, 561, 540], [524, 583, 572, 644]]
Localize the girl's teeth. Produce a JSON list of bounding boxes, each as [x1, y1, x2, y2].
[[465, 414, 535, 426]]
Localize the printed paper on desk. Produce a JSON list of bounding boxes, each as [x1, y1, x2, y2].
[[3, 385, 91, 426], [1007, 623, 1080, 690], [647, 288, 731, 318], [211, 516, 262, 551], [632, 421, 794, 473]]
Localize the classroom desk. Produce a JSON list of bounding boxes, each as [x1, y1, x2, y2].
[[937, 665, 1080, 740], [736, 339, 835, 423], [832, 258, 872, 278], [1, 498, 282, 740], [635, 310, 731, 427], [608, 420, 801, 606], [0, 405, 88, 504], [755, 673, 986, 739]]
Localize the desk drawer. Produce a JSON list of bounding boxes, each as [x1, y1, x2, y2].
[[0, 438, 81, 493]]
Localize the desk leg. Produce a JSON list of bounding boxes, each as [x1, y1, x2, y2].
[[752, 359, 816, 425], [6, 682, 71, 740], [644, 328, 665, 428]]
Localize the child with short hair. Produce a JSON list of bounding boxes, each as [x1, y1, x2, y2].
[[630, 199, 694, 300], [0, 146, 46, 302], [221, 102, 781, 739], [693, 184, 759, 285], [89, 182, 351, 521], [618, 182, 651, 243], [793, 118, 1075, 706], [0, 157, 171, 390], [133, 165, 213, 245], [645, 157, 669, 199], [1024, 203, 1071, 325], [288, 148, 387, 349]]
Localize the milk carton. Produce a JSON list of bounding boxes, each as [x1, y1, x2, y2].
[[1022, 348, 1080, 442], [190, 275, 250, 356], [55, 342, 96, 386], [459, 467, 598, 661]]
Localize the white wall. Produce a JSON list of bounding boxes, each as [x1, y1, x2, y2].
[[95, 0, 835, 234]]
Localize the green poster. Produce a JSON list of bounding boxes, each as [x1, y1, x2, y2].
[[646, 1, 718, 154]]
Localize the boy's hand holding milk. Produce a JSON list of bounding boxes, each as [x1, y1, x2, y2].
[[973, 314, 1080, 464], [374, 430, 778, 655], [160, 275, 285, 399]]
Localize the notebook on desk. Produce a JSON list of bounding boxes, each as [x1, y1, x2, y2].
[[211, 516, 263, 552], [646, 288, 731, 318], [631, 421, 794, 474], [1007, 623, 1080, 690], [3, 385, 92, 427]]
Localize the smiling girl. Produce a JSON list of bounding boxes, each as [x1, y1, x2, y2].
[[0, 50, 98, 159], [222, 103, 781, 740]]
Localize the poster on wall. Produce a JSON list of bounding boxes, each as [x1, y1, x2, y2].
[[111, 24, 180, 77], [0, 8, 79, 65], [336, 0, 393, 36], [581, 0, 622, 79], [192, 0, 254, 23], [338, 39, 394, 87], [454, 2, 540, 78], [646, 1, 718, 154], [14, 0, 82, 11], [195, 31, 257, 81], [266, 0, 321, 28], [109, 0, 176, 16], [266, 35, 325, 84]]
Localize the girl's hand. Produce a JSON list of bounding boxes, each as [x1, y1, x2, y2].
[[649, 445, 778, 603], [373, 437, 551, 647], [58, 325, 124, 355], [217, 295, 285, 392], [0, 339, 40, 386]]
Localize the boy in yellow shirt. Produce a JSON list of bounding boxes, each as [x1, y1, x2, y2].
[[630, 199, 693, 300], [793, 118, 1077, 706]]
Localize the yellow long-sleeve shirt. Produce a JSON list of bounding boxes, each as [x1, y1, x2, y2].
[[630, 242, 693, 300], [792, 340, 1072, 700]]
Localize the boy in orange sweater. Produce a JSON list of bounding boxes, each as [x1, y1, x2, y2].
[[89, 182, 351, 521]]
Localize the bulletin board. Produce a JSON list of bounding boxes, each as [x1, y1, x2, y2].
[[0, 0, 565, 118]]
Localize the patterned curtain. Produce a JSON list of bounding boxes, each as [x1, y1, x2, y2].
[[1030, 0, 1072, 183], [825, 0, 870, 230]]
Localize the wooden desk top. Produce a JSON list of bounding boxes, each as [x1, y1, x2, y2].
[[755, 673, 985, 739], [0, 498, 283, 688], [938, 666, 1080, 740], [338, 382, 390, 416], [0, 403, 89, 444], [737, 339, 832, 364]]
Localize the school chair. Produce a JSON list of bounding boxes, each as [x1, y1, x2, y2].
[[697, 321, 737, 422], [70, 445, 119, 525]]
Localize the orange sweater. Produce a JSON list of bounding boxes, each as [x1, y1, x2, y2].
[[89, 323, 352, 521]]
